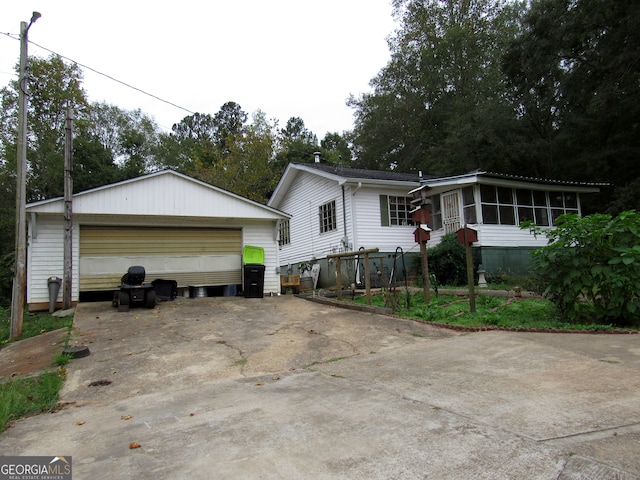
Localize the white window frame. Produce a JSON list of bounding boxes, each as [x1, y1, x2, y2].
[[279, 220, 290, 247], [388, 196, 415, 226], [319, 200, 337, 234]]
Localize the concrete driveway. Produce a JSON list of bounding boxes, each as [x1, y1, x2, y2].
[[1, 295, 639, 479]]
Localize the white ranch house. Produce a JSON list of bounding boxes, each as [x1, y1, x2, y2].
[[25, 170, 289, 311], [268, 163, 603, 287], [268, 162, 422, 287]]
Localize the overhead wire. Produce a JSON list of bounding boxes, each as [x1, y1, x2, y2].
[[1, 31, 196, 117]]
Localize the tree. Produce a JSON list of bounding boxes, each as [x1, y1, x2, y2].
[[320, 132, 353, 165], [213, 101, 248, 154], [349, 0, 525, 174], [191, 110, 278, 202], [275, 117, 319, 167], [7, 55, 90, 201], [162, 112, 219, 170], [83, 103, 160, 179], [504, 0, 640, 213]]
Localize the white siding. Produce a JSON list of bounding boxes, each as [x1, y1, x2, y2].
[[427, 224, 549, 248], [27, 214, 80, 306], [242, 221, 281, 295], [278, 172, 352, 267], [28, 171, 283, 220], [352, 187, 420, 253], [475, 225, 549, 248]]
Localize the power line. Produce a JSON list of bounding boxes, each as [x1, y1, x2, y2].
[[1, 31, 196, 117]]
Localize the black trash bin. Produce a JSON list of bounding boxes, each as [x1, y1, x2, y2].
[[243, 264, 265, 298]]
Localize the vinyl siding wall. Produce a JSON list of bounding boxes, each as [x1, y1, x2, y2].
[[352, 187, 420, 253], [277, 172, 354, 268], [27, 214, 79, 309]]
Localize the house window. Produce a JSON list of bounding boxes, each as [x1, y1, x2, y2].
[[481, 186, 580, 226], [550, 192, 579, 223], [481, 185, 516, 225], [319, 200, 337, 234], [430, 195, 442, 230], [462, 186, 477, 224], [379, 195, 415, 226], [388, 196, 414, 226], [279, 220, 290, 246]]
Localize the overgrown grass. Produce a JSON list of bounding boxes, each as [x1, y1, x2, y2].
[[0, 307, 74, 432], [0, 306, 73, 345], [0, 370, 64, 431], [353, 291, 635, 332]]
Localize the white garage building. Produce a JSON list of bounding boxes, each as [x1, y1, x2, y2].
[[25, 170, 290, 311]]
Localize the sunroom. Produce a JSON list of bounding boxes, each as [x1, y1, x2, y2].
[[410, 171, 604, 274]]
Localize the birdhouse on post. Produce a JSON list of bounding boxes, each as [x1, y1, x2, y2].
[[409, 185, 432, 303], [413, 226, 431, 244], [456, 225, 478, 313], [456, 226, 478, 245], [411, 206, 431, 225]]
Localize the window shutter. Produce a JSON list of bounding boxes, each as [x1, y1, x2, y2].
[[380, 195, 389, 226]]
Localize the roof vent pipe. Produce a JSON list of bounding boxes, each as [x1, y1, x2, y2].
[[313, 152, 321, 163]]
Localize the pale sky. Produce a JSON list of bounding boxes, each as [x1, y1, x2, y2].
[[0, 1, 396, 139]]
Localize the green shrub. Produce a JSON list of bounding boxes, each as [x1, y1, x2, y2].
[[523, 211, 640, 326], [427, 233, 468, 286]]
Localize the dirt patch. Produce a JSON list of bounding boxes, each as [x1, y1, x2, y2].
[[0, 329, 68, 381]]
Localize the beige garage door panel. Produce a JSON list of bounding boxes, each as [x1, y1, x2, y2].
[[80, 227, 242, 291]]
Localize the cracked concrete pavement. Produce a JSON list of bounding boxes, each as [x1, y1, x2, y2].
[[1, 295, 639, 479]]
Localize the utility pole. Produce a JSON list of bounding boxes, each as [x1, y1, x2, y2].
[[63, 107, 73, 310], [10, 12, 41, 339]]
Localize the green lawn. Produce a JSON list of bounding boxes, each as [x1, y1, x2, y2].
[[353, 291, 635, 332], [0, 306, 73, 345], [1, 306, 73, 432]]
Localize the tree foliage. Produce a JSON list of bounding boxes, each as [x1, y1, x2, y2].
[[524, 212, 640, 326], [349, 0, 524, 173], [190, 110, 278, 202], [503, 0, 640, 213]]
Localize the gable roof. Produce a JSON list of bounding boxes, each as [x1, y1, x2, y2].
[[268, 162, 422, 209], [27, 169, 290, 220]]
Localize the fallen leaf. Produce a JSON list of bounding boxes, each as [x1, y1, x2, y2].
[[129, 443, 141, 449], [255, 381, 264, 386], [75, 421, 85, 426], [112, 371, 117, 374], [121, 415, 133, 420]]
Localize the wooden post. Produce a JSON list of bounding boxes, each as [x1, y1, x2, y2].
[[327, 248, 379, 303], [420, 207, 430, 303], [420, 241, 430, 303], [63, 107, 73, 310], [335, 256, 342, 300], [463, 226, 476, 313], [363, 252, 371, 305]]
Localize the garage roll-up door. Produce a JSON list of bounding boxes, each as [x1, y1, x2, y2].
[[80, 226, 242, 291]]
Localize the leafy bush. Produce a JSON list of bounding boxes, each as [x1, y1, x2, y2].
[[523, 211, 640, 326], [427, 233, 468, 286]]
